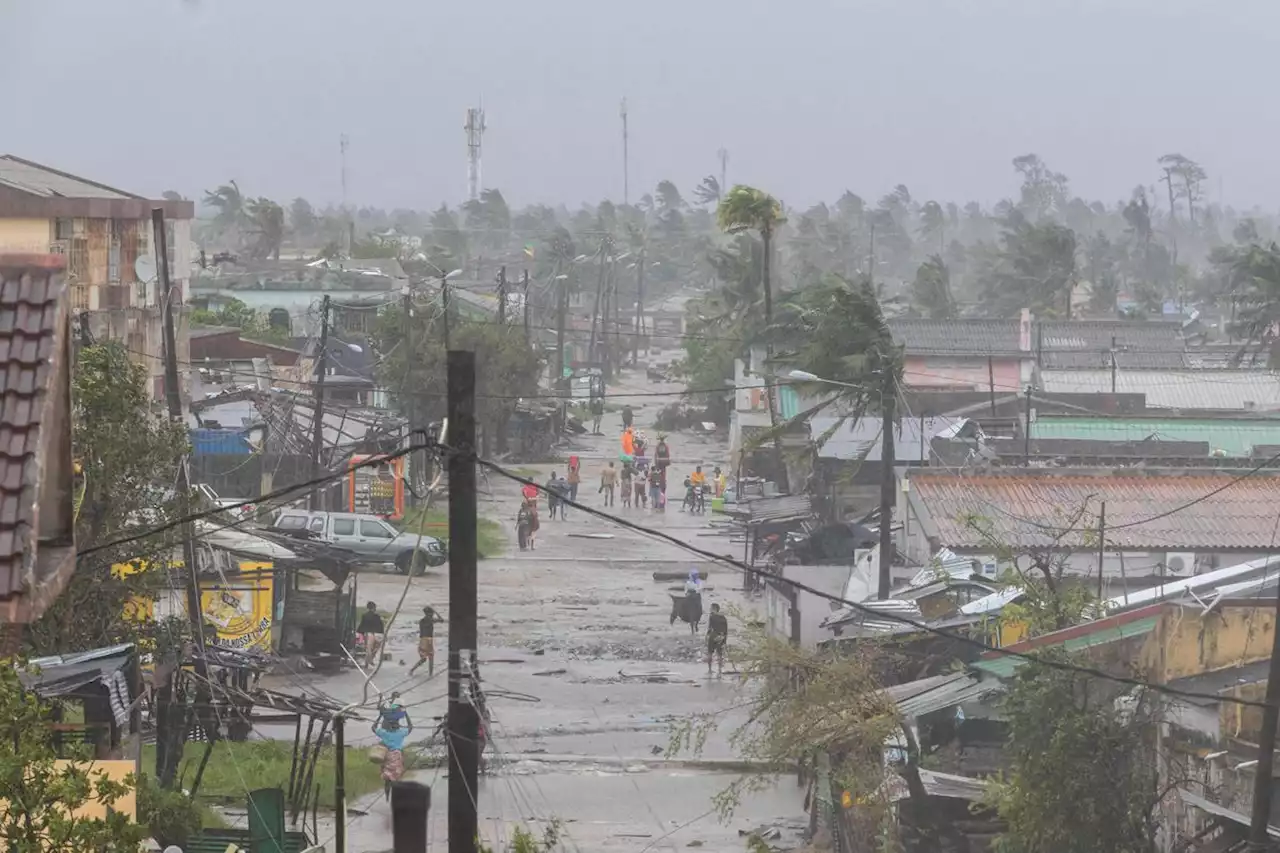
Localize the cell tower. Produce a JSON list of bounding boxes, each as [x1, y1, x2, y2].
[[465, 106, 486, 202]]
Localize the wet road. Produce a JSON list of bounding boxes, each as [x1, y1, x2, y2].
[[254, 369, 808, 852]]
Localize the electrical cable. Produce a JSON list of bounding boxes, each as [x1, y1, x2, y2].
[[470, 453, 1280, 711]]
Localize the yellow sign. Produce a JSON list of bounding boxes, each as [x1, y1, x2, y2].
[[842, 790, 853, 809], [200, 565, 273, 651]]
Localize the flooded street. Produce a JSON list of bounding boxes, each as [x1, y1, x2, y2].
[[260, 372, 808, 852]]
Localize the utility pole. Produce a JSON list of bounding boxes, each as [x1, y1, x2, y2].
[[1023, 386, 1033, 467], [339, 134, 351, 256], [522, 269, 531, 343], [554, 268, 568, 390], [334, 715, 347, 853], [446, 350, 480, 853], [152, 207, 207, 783], [441, 271, 452, 351], [497, 266, 507, 325], [1248, 571, 1280, 849], [465, 106, 486, 203], [717, 148, 728, 195], [1110, 335, 1118, 394], [310, 296, 331, 511], [403, 288, 417, 507], [877, 371, 897, 600], [620, 98, 629, 206], [987, 356, 997, 417], [588, 248, 607, 366], [632, 249, 645, 366], [1096, 502, 1106, 602]]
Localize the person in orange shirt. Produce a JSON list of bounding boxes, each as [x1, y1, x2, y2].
[[621, 426, 635, 456]]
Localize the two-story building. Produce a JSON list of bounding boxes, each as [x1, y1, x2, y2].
[[0, 155, 194, 399]]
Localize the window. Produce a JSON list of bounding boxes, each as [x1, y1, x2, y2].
[[55, 219, 74, 241], [360, 520, 393, 539], [276, 515, 308, 531], [332, 518, 356, 536], [308, 517, 325, 533]]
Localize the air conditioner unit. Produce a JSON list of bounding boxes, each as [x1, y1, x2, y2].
[[1165, 552, 1196, 575]]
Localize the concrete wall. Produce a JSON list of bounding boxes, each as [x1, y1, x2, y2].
[[1144, 602, 1276, 684], [764, 564, 850, 648], [903, 355, 1025, 391], [0, 217, 52, 250]]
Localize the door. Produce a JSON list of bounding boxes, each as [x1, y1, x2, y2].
[[358, 518, 397, 561], [329, 517, 361, 553]]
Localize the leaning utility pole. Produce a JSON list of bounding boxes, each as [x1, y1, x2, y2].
[[309, 295, 331, 511], [152, 207, 207, 784], [877, 370, 897, 600], [631, 248, 646, 366], [446, 350, 480, 853]]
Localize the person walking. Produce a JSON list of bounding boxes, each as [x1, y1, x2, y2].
[[600, 461, 617, 507], [650, 466, 664, 511], [634, 465, 648, 508], [357, 601, 386, 668], [373, 699, 412, 797], [410, 605, 443, 677], [545, 472, 561, 520], [567, 462, 581, 505], [621, 404, 634, 431], [590, 397, 604, 434], [707, 603, 728, 676]]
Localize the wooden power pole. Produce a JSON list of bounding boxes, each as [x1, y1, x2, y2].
[[447, 350, 480, 853], [877, 372, 897, 599]]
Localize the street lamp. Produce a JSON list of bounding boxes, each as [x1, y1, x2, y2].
[[439, 267, 462, 350], [787, 369, 867, 389]]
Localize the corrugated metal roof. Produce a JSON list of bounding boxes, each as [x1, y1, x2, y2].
[[812, 415, 957, 461], [891, 671, 1004, 718], [911, 472, 1280, 551], [1033, 415, 1280, 457], [1179, 789, 1280, 838], [972, 614, 1158, 678], [728, 494, 813, 525], [1105, 554, 1280, 612], [0, 155, 137, 200], [889, 318, 1022, 356], [1038, 320, 1187, 369], [1040, 369, 1280, 411]]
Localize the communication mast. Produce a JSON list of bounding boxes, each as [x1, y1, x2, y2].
[[620, 98, 629, 206], [465, 107, 486, 202]]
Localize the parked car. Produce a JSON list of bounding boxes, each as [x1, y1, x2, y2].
[[268, 510, 447, 574]]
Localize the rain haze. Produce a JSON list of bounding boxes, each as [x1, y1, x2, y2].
[[2, 0, 1277, 209]]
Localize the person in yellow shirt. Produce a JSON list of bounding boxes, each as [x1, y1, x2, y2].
[[690, 466, 706, 488], [687, 466, 708, 513]]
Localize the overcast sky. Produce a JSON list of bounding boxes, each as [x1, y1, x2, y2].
[[2, 0, 1277, 213]]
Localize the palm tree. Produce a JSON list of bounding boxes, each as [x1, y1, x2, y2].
[[716, 185, 785, 323], [203, 181, 246, 232], [692, 175, 722, 207], [245, 198, 285, 260]]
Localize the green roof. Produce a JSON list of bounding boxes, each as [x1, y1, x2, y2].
[[1032, 416, 1280, 457], [971, 615, 1158, 679]]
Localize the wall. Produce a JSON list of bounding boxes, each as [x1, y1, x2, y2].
[[765, 564, 850, 648], [191, 287, 391, 336], [903, 355, 1024, 391], [1144, 602, 1276, 684], [0, 217, 52, 250]]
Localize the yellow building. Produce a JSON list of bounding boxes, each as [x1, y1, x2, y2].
[[0, 155, 194, 399]]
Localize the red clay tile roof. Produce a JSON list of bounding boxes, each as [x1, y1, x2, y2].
[[0, 256, 68, 602], [910, 471, 1280, 551]]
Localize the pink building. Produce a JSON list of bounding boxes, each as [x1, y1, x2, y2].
[[889, 313, 1033, 394]]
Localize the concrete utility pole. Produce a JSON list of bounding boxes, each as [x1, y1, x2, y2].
[[1248, 571, 1280, 848], [446, 350, 480, 853], [632, 249, 645, 365], [309, 295, 331, 510], [339, 134, 351, 256], [497, 266, 507, 325], [877, 371, 897, 600], [403, 288, 417, 506], [718, 147, 728, 195], [522, 269, 531, 343], [620, 98, 629, 206], [465, 106, 486, 203], [152, 207, 207, 785]]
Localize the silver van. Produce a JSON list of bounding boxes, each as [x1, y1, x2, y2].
[[269, 510, 447, 574]]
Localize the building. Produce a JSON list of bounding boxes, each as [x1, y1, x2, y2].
[[0, 155, 194, 399], [0, 255, 76, 636], [1039, 369, 1280, 412], [899, 469, 1280, 588]]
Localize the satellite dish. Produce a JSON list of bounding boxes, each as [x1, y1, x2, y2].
[[134, 255, 157, 283]]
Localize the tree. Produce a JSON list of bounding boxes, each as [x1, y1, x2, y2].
[[909, 255, 955, 320], [423, 204, 468, 273], [161, 190, 185, 202], [692, 175, 723, 206], [978, 211, 1078, 317], [1013, 154, 1069, 221], [989, 651, 1167, 853], [918, 201, 946, 253], [0, 664, 147, 851], [1157, 153, 1207, 224], [1220, 241, 1280, 364], [717, 186, 785, 321], [290, 197, 317, 237], [1084, 232, 1121, 315], [202, 180, 246, 232], [245, 197, 285, 260], [25, 343, 188, 655]]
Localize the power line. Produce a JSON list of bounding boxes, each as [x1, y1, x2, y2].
[[471, 453, 1280, 711]]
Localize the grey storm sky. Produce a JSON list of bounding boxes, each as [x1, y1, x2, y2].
[[2, 0, 1278, 214]]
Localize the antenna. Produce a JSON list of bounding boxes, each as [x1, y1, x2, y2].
[[620, 97, 629, 206], [339, 133, 349, 211], [717, 148, 728, 195], [465, 106, 487, 202]]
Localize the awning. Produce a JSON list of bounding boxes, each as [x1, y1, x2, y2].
[[1179, 788, 1280, 839], [21, 643, 134, 698]]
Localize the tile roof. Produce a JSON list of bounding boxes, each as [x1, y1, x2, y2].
[[0, 256, 71, 606], [910, 471, 1280, 551], [1038, 320, 1187, 369], [888, 318, 1022, 357], [1040, 369, 1280, 411], [1032, 416, 1280, 457]]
